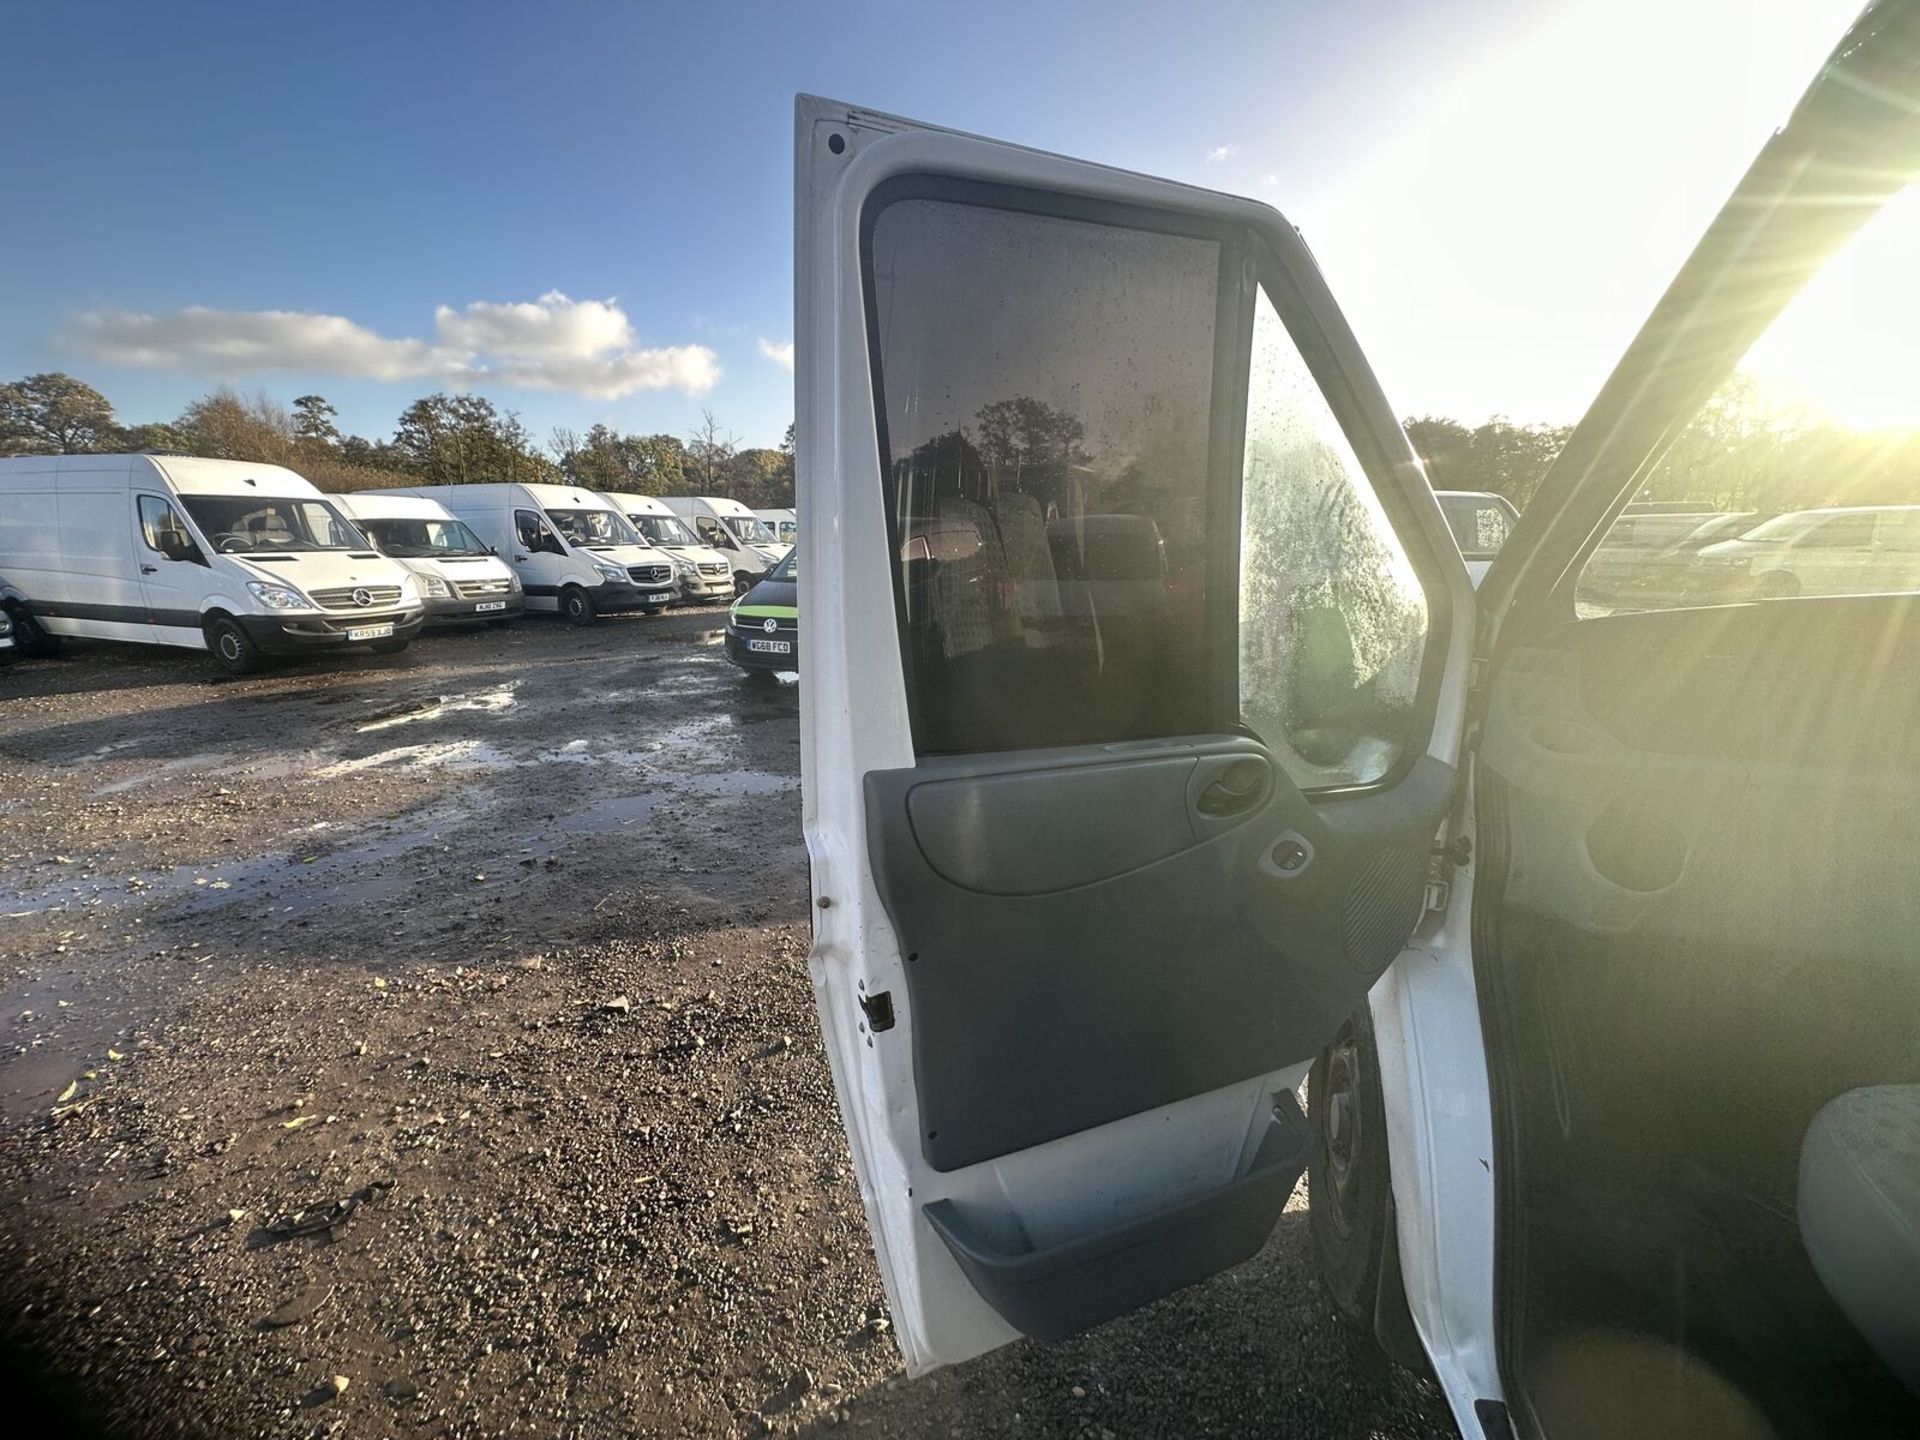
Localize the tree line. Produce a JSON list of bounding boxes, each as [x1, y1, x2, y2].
[[7, 368, 1909, 521], [0, 372, 797, 507]]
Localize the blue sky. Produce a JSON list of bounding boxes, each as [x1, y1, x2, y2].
[[0, 0, 1862, 450]]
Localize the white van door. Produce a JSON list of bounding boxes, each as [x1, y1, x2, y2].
[[134, 492, 210, 647], [795, 96, 1473, 1372], [510, 507, 567, 611]]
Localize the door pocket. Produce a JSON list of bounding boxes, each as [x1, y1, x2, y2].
[[923, 1093, 1311, 1340]]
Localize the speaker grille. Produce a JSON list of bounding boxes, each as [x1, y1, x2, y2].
[[1343, 846, 1425, 974]]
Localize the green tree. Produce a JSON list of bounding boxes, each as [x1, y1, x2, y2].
[[0, 372, 120, 454], [1403, 415, 1571, 510], [552, 424, 689, 492], [392, 393, 552, 485], [726, 447, 790, 508], [177, 388, 297, 464], [120, 421, 189, 454], [292, 394, 343, 450]]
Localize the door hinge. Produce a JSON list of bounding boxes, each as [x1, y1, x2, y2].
[[858, 990, 895, 1033]]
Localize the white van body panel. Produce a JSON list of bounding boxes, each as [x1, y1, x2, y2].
[[362, 482, 677, 615], [598, 491, 735, 602], [0, 454, 423, 655], [660, 495, 785, 578]]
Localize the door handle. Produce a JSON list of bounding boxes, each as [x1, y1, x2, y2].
[[140, 564, 158, 574], [513, 554, 529, 562], [1194, 757, 1270, 817]]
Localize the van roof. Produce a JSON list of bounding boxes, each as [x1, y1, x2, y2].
[[332, 492, 456, 521], [663, 495, 754, 515], [517, 481, 616, 509], [600, 491, 670, 513], [152, 456, 323, 497], [0, 453, 322, 498]]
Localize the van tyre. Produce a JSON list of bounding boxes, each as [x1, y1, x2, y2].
[[7, 606, 60, 659], [205, 617, 265, 677], [1308, 1005, 1391, 1335], [561, 585, 596, 626]]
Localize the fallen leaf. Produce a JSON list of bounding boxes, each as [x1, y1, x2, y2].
[[282, 1115, 317, 1130], [56, 1080, 77, 1103]]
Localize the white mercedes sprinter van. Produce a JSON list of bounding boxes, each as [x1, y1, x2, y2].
[[332, 493, 524, 625], [364, 482, 678, 624], [598, 492, 734, 603], [0, 453, 424, 675], [659, 495, 785, 590]]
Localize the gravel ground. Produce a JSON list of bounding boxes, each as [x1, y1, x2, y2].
[[0, 615, 1458, 1440]]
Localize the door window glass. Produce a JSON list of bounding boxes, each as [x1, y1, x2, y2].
[[868, 193, 1224, 754], [514, 509, 556, 552], [1239, 287, 1429, 788], [1437, 493, 1517, 560], [696, 516, 733, 549], [138, 495, 192, 556], [1577, 183, 1920, 613]]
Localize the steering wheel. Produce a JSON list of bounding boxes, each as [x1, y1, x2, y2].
[[216, 534, 251, 554]]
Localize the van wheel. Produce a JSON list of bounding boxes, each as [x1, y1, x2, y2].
[[733, 573, 754, 597], [560, 586, 596, 626], [1308, 1006, 1390, 1335], [7, 606, 61, 658], [204, 617, 265, 676], [370, 637, 411, 655]]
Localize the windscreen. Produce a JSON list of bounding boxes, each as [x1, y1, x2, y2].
[[727, 515, 778, 544], [546, 507, 643, 548], [360, 517, 490, 558], [633, 513, 699, 546], [179, 496, 366, 554]]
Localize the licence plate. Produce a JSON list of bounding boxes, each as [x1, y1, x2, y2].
[[347, 624, 395, 641], [747, 638, 792, 654], [647, 592, 674, 606], [474, 601, 507, 613]]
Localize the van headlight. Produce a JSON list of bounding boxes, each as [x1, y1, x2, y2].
[[397, 573, 422, 602], [419, 574, 449, 598], [592, 559, 628, 585], [506, 572, 522, 592], [246, 580, 313, 611]]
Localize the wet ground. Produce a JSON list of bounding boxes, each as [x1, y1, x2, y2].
[[0, 614, 1457, 1439]]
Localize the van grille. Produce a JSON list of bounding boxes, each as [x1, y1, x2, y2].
[[309, 584, 403, 610], [453, 578, 513, 599], [698, 561, 730, 577], [628, 564, 673, 586]]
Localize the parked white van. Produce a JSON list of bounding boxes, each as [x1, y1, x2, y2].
[[755, 507, 798, 547], [659, 495, 785, 589], [364, 482, 678, 624], [332, 493, 524, 625], [598, 492, 734, 604], [0, 453, 424, 674]]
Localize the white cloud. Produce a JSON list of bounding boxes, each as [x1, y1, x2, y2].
[[756, 337, 795, 371], [59, 292, 720, 399], [1205, 143, 1239, 164]]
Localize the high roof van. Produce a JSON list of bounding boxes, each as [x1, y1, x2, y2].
[[659, 495, 786, 589], [362, 482, 678, 624], [0, 453, 424, 674], [598, 492, 734, 603], [332, 492, 524, 625]]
